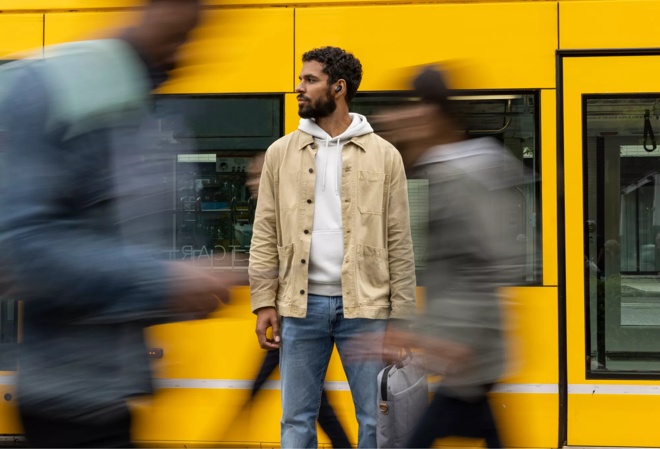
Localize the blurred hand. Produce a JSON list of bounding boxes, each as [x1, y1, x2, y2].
[[255, 306, 280, 350], [422, 336, 472, 373], [167, 262, 247, 316], [382, 325, 416, 365]]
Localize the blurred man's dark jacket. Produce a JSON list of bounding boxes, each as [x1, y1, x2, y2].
[[0, 39, 185, 423]]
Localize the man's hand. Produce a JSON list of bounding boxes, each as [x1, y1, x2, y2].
[[255, 306, 280, 350], [167, 262, 247, 316]]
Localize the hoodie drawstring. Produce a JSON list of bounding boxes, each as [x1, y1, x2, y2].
[[322, 136, 330, 191], [321, 136, 342, 196], [335, 138, 341, 196]]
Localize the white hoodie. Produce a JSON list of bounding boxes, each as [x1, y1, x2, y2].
[[298, 113, 374, 296]]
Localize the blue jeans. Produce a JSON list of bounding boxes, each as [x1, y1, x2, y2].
[[280, 295, 387, 448]]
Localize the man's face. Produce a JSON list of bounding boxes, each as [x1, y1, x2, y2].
[[296, 60, 337, 119], [138, 1, 201, 72]]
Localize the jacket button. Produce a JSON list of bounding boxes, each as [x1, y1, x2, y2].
[[309, 168, 314, 173], [300, 289, 305, 294], [304, 229, 309, 234], [301, 259, 306, 264], [311, 144, 317, 149], [307, 199, 312, 204]]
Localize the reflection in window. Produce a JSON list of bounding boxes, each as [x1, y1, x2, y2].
[[151, 95, 283, 270], [585, 96, 660, 374], [352, 93, 540, 283]]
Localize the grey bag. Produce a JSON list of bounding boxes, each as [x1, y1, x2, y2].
[[376, 349, 428, 448]]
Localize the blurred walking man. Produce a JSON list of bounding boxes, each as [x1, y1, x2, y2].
[[0, 1, 243, 447], [249, 47, 416, 448], [376, 67, 526, 448]]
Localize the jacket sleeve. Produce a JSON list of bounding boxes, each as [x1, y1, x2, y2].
[[386, 148, 417, 319], [248, 147, 280, 312], [0, 65, 176, 325]]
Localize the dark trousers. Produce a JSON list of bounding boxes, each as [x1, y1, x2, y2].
[[20, 405, 132, 448], [406, 387, 501, 449], [253, 349, 351, 449]]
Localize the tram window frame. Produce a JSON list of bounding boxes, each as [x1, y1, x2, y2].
[[351, 91, 543, 286], [583, 94, 660, 379]]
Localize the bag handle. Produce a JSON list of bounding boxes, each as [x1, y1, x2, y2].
[[380, 364, 394, 401]]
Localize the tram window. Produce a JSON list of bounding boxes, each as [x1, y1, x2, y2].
[[151, 95, 283, 269], [0, 299, 18, 371], [585, 96, 660, 375], [352, 93, 541, 284]]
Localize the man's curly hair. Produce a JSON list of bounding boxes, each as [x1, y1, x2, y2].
[[302, 47, 363, 103]]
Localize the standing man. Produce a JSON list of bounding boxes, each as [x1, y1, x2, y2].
[[249, 46, 417, 449], [0, 1, 243, 447], [244, 152, 351, 449], [375, 66, 526, 448]]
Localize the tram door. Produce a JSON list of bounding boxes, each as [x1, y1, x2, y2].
[[562, 55, 660, 446]]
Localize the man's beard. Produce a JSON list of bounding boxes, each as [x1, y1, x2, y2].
[[298, 90, 337, 119]]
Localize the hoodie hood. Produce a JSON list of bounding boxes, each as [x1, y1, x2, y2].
[[299, 112, 373, 140]]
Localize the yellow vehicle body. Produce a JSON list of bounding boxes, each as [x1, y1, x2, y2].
[[2, 1, 660, 447]]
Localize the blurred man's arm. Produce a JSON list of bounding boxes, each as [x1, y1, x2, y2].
[[386, 149, 417, 319], [0, 66, 233, 324]]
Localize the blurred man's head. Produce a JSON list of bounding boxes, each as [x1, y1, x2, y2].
[[374, 66, 464, 170], [296, 46, 362, 119], [126, 0, 201, 75], [246, 153, 265, 199]]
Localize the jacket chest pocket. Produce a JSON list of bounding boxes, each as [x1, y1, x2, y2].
[[277, 174, 300, 212], [358, 171, 386, 215]]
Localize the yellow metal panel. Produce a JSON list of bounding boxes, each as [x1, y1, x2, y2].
[[295, 3, 557, 91], [1, 0, 562, 11], [45, 11, 139, 46], [0, 14, 43, 59], [569, 393, 660, 446], [1, 0, 140, 9], [160, 9, 293, 94], [132, 388, 357, 446], [560, 0, 660, 49], [541, 90, 558, 286], [491, 392, 558, 448], [0, 381, 20, 435], [501, 287, 558, 385], [44, 9, 293, 93], [146, 286, 263, 380]]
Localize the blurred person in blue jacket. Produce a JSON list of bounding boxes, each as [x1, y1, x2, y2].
[[375, 67, 526, 448], [0, 1, 244, 447]]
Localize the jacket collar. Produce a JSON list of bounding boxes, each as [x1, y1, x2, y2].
[[297, 130, 370, 152]]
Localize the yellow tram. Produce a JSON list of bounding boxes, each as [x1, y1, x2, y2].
[[0, 0, 659, 447]]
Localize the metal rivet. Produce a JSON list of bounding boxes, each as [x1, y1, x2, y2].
[[4, 393, 12, 401], [300, 289, 305, 294]]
